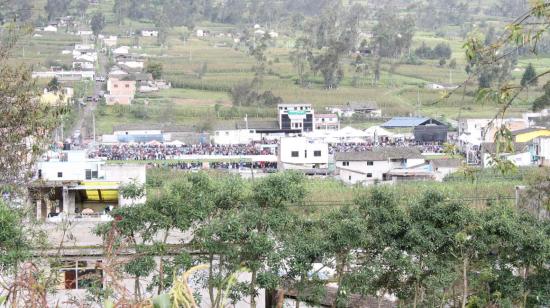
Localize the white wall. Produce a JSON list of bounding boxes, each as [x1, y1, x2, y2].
[[336, 157, 426, 184], [211, 129, 262, 145], [279, 137, 328, 169]]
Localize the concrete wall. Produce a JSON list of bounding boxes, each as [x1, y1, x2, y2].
[[279, 137, 328, 169]]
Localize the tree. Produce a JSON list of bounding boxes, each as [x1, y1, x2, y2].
[[91, 12, 106, 37], [373, 8, 415, 58], [521, 63, 537, 87], [44, 0, 71, 21], [46, 77, 60, 92], [146, 62, 163, 79], [289, 37, 312, 87], [532, 81, 550, 111]]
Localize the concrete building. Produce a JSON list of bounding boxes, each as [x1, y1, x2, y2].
[[430, 158, 462, 181], [31, 151, 146, 221], [32, 71, 95, 81], [314, 114, 340, 131], [141, 30, 159, 37], [105, 77, 136, 105], [335, 148, 429, 185], [533, 136, 550, 166], [511, 127, 550, 143], [480, 142, 533, 168], [278, 137, 329, 172], [277, 103, 314, 132]]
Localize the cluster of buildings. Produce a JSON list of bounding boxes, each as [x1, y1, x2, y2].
[[458, 110, 550, 167]]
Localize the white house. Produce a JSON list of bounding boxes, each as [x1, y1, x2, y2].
[[74, 53, 97, 63], [117, 61, 144, 69], [534, 136, 550, 166], [44, 25, 58, 32], [335, 148, 429, 185], [141, 30, 159, 37], [113, 46, 130, 55], [314, 114, 340, 131], [278, 137, 329, 171], [72, 61, 94, 70], [102, 35, 118, 47], [74, 44, 94, 51], [430, 158, 462, 181], [425, 83, 459, 90], [34, 150, 147, 220], [77, 30, 93, 36], [481, 142, 533, 168]]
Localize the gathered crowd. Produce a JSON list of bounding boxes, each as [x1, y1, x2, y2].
[[89, 139, 445, 161], [147, 161, 278, 170], [328, 141, 445, 154], [88, 142, 276, 160]]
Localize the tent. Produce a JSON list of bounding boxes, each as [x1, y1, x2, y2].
[[364, 126, 394, 138], [332, 126, 370, 139]]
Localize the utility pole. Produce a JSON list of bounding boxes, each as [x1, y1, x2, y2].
[[92, 112, 96, 144]]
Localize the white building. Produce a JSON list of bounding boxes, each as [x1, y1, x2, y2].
[[113, 46, 130, 55], [32, 70, 95, 80], [314, 114, 340, 131], [102, 35, 118, 47], [278, 103, 314, 132], [335, 148, 429, 185], [44, 25, 58, 32], [141, 30, 159, 37], [33, 151, 146, 221], [117, 60, 144, 69], [430, 158, 462, 181], [534, 136, 550, 166], [481, 142, 533, 168], [74, 44, 94, 51], [278, 137, 329, 171], [72, 61, 94, 70]]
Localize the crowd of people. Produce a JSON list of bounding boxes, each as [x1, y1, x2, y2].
[[328, 141, 445, 154], [89, 139, 445, 161], [147, 161, 278, 170], [89, 142, 276, 160]]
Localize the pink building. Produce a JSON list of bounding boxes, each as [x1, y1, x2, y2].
[[105, 77, 136, 105], [314, 114, 339, 131]]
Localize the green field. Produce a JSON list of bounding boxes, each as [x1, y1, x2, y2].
[[12, 0, 550, 135]]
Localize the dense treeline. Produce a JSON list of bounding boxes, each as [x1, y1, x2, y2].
[[88, 171, 550, 308]]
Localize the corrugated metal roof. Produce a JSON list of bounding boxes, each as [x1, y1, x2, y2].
[[381, 117, 430, 128], [335, 147, 424, 161]]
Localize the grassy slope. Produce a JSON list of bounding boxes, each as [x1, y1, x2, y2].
[[15, 0, 550, 134]]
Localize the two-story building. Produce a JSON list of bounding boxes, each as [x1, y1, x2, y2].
[[105, 77, 136, 105], [278, 137, 329, 172], [335, 148, 429, 185], [31, 151, 146, 221], [314, 114, 340, 131]]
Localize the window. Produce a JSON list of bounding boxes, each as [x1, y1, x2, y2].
[[291, 151, 299, 157], [367, 173, 372, 178], [300, 106, 303, 110], [85, 169, 92, 180], [367, 161, 374, 166], [348, 176, 352, 181], [304, 150, 307, 158], [314, 150, 322, 157], [91, 171, 98, 179], [342, 161, 349, 166], [59, 260, 103, 290], [114, 84, 118, 88], [125, 84, 129, 88], [57, 172, 63, 178]]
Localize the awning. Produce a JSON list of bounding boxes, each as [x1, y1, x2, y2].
[[79, 181, 119, 202]]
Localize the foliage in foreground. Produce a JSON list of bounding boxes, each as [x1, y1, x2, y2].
[[91, 171, 550, 308]]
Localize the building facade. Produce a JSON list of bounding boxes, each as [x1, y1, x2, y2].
[[105, 77, 136, 105], [278, 137, 329, 171], [335, 148, 428, 185], [278, 104, 314, 132], [314, 114, 340, 131]]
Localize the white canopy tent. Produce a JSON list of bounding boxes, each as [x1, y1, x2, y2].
[[364, 125, 394, 138]]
